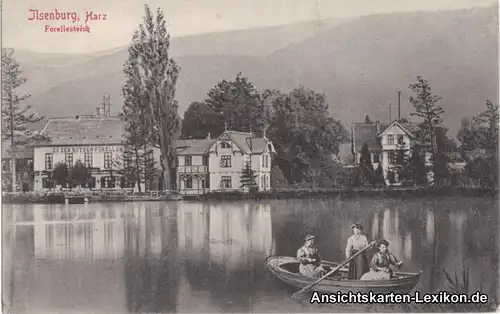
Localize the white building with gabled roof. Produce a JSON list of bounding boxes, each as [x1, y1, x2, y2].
[[175, 130, 276, 194]]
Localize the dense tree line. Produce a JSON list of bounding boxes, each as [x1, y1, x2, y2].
[[457, 100, 498, 188], [179, 73, 349, 187]]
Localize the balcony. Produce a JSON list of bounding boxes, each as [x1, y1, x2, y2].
[[178, 165, 207, 173]]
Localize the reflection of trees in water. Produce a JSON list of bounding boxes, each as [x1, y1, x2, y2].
[[9, 225, 35, 313], [179, 202, 272, 312], [461, 199, 498, 301], [123, 203, 180, 313]]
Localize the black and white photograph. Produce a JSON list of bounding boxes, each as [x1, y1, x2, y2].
[[1, 0, 499, 312]]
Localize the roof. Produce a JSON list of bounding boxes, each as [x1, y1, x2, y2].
[[174, 139, 216, 155], [352, 121, 420, 152], [378, 121, 419, 138], [35, 116, 125, 146], [175, 131, 273, 156], [215, 131, 272, 154], [352, 122, 389, 152]]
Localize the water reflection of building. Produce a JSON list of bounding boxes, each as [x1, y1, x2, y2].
[[30, 204, 165, 260], [176, 202, 273, 312], [373, 208, 413, 262]]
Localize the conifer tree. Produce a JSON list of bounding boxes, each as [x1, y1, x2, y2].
[[408, 76, 444, 185], [2, 48, 45, 191], [240, 161, 258, 191]]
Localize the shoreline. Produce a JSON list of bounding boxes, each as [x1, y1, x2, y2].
[[2, 186, 497, 204]]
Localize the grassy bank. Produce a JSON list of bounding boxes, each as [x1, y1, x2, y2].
[[3, 186, 496, 204]]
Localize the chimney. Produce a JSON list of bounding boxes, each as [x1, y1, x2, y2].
[[375, 121, 380, 133], [398, 90, 401, 120], [206, 133, 211, 140]]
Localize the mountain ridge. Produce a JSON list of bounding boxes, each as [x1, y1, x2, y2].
[[14, 5, 499, 137]]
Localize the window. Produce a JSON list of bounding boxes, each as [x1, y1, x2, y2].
[[388, 151, 396, 164], [202, 155, 208, 166], [186, 177, 192, 189], [84, 153, 93, 168], [373, 153, 380, 163], [83, 177, 96, 189], [185, 156, 192, 166], [101, 176, 115, 188], [220, 142, 231, 149], [65, 153, 73, 166], [104, 152, 112, 169], [42, 177, 54, 189], [398, 135, 404, 145], [220, 176, 231, 189], [387, 135, 394, 145], [220, 155, 231, 168], [45, 153, 53, 170], [265, 155, 269, 168]]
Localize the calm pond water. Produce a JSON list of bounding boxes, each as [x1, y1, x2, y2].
[[3, 196, 499, 313]]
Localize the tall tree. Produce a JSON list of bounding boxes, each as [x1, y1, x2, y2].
[[1, 48, 45, 191], [204, 73, 265, 136], [266, 87, 348, 184], [359, 143, 374, 185], [458, 100, 499, 187], [180, 101, 223, 139], [125, 5, 181, 190], [408, 76, 444, 185], [473, 100, 498, 154]]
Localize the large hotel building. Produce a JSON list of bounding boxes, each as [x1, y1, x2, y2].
[[5, 100, 275, 194]]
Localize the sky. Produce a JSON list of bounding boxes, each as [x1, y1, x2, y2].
[[2, 0, 497, 53]]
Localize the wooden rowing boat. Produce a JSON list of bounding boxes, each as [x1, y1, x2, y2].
[[266, 256, 422, 294]]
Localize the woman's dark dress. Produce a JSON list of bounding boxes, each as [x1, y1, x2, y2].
[[345, 234, 369, 279]]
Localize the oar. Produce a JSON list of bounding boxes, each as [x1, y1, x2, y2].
[[291, 240, 376, 299]]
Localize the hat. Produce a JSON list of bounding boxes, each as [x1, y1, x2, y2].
[[377, 239, 389, 247], [350, 223, 363, 230], [305, 234, 315, 241]]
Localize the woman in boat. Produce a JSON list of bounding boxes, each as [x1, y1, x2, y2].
[[345, 223, 370, 280], [296, 234, 327, 278], [360, 239, 403, 281]]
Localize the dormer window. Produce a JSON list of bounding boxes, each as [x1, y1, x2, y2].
[[220, 142, 231, 149]]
